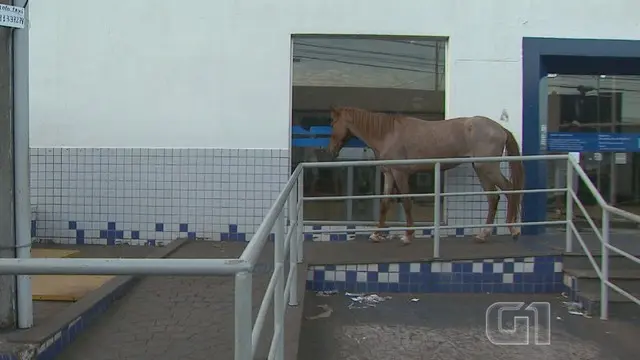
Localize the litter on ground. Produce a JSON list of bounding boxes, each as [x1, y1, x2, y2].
[[316, 290, 338, 297], [306, 304, 333, 320], [562, 301, 592, 318], [347, 293, 392, 309]]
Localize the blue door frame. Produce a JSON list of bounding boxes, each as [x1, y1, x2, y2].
[[522, 37, 640, 235]]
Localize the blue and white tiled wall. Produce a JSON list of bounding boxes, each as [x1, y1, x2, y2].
[[444, 163, 511, 236], [29, 147, 517, 246], [30, 148, 289, 246], [306, 255, 564, 293]]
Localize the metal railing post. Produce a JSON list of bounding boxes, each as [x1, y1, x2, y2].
[[565, 158, 574, 252], [433, 162, 441, 258], [235, 271, 253, 360], [373, 167, 381, 219], [601, 208, 610, 320], [288, 182, 299, 307], [297, 174, 304, 263], [274, 210, 285, 358], [346, 166, 354, 221]]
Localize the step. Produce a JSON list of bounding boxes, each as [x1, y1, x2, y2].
[[566, 276, 640, 319], [563, 253, 640, 270], [565, 268, 640, 280]]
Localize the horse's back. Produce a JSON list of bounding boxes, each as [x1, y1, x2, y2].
[[400, 115, 507, 157]]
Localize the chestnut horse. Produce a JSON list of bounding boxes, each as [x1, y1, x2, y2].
[[327, 107, 524, 245]]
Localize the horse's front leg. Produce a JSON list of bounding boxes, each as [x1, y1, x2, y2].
[[370, 171, 395, 243]]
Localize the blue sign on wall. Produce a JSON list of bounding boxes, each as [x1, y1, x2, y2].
[[291, 126, 366, 148], [547, 132, 640, 152]]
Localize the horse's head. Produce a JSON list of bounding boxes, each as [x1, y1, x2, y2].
[[328, 107, 352, 158]]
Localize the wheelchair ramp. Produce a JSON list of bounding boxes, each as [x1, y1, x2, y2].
[[298, 292, 640, 360], [53, 241, 287, 360]]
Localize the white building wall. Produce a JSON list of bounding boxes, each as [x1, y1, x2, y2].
[[28, 0, 640, 244]]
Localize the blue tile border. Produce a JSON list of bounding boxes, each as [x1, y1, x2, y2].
[[33, 220, 266, 246], [302, 225, 474, 242], [306, 255, 564, 294], [32, 222, 513, 246]]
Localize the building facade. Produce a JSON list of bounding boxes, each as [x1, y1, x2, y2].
[[28, 0, 640, 245]]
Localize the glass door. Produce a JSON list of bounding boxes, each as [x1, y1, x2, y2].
[[547, 74, 640, 220]]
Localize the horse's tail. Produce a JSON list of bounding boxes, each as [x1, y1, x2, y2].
[[503, 127, 525, 223]]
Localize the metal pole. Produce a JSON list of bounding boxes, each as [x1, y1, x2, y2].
[[600, 208, 610, 320], [373, 167, 381, 219], [273, 210, 285, 359], [0, 0, 16, 329], [12, 0, 32, 329], [565, 158, 574, 252], [296, 174, 304, 263], [434, 42, 440, 91], [346, 166, 353, 221], [433, 162, 441, 258], [288, 185, 298, 306], [0, 258, 251, 275], [234, 271, 253, 360], [609, 152, 616, 205], [609, 76, 617, 206], [302, 154, 568, 168]]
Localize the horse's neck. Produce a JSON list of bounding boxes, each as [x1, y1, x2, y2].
[[348, 126, 386, 155]]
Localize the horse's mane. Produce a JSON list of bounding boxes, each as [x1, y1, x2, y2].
[[336, 107, 401, 138]]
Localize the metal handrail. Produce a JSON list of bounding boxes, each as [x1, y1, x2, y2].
[[565, 156, 640, 320], [303, 187, 556, 202]]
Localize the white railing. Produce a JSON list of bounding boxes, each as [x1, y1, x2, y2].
[[564, 156, 640, 320], [302, 154, 567, 257], [0, 154, 637, 359]]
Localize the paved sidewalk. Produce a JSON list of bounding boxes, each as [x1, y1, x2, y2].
[[298, 292, 640, 360], [55, 241, 277, 360]]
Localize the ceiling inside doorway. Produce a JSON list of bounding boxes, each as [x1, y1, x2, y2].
[[292, 37, 446, 91]]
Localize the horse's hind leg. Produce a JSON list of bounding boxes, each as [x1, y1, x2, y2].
[[392, 171, 414, 245], [476, 163, 521, 240], [495, 174, 520, 240], [370, 171, 394, 242], [473, 164, 501, 243]]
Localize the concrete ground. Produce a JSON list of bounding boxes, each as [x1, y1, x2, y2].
[[54, 241, 280, 360], [0, 243, 155, 356], [298, 292, 640, 360], [46, 231, 640, 360]]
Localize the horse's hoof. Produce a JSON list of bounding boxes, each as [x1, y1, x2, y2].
[[474, 235, 487, 243], [369, 233, 382, 243], [511, 228, 521, 241], [400, 235, 412, 245]]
